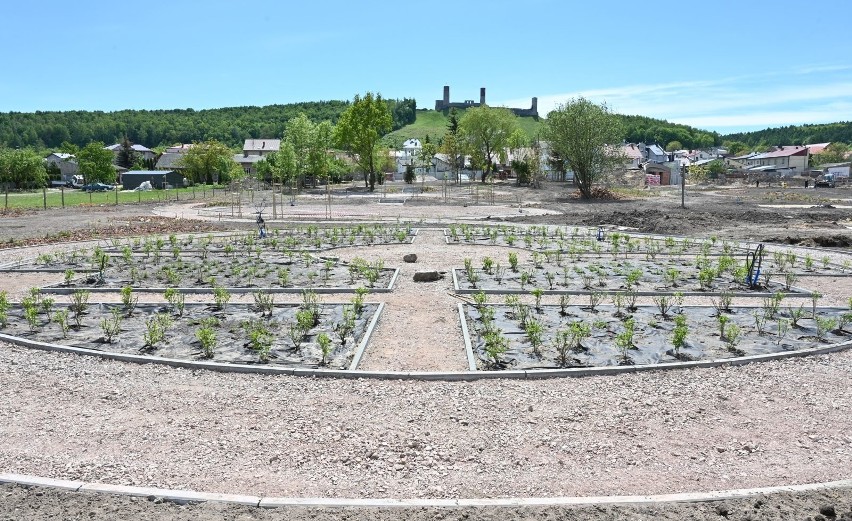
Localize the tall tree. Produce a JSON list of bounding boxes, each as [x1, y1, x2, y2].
[[77, 141, 116, 184], [177, 140, 235, 185], [116, 136, 139, 169], [441, 108, 465, 183], [334, 92, 393, 192], [0, 148, 47, 189], [813, 142, 850, 166], [543, 98, 625, 199], [459, 106, 519, 182]]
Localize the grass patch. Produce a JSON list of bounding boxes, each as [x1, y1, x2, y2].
[[0, 185, 222, 210], [383, 109, 542, 147]]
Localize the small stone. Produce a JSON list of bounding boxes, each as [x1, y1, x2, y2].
[[714, 503, 730, 517], [413, 271, 443, 282], [403, 254, 417, 263], [819, 505, 836, 518], [716, 446, 727, 453]]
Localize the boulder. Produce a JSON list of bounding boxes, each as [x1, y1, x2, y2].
[[403, 254, 417, 263], [413, 271, 443, 282]]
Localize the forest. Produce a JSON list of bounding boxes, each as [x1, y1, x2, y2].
[[0, 98, 417, 151], [720, 121, 852, 147]]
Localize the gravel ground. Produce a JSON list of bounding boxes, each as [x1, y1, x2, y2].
[[2, 186, 852, 519]]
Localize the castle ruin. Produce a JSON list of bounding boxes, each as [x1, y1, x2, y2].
[[434, 86, 538, 118]]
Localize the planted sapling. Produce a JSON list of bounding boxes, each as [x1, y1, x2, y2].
[[317, 332, 333, 365], [671, 314, 688, 359], [100, 309, 122, 343]]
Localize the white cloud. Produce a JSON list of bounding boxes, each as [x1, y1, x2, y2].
[[495, 68, 852, 132]]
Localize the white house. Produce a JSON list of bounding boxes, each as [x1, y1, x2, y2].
[[44, 152, 78, 180]]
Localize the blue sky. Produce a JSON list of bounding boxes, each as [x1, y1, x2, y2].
[[1, 0, 851, 133]]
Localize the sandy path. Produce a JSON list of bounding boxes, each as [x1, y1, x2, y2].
[[353, 229, 469, 371]]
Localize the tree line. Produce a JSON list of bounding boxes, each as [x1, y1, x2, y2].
[[720, 122, 852, 148], [0, 99, 416, 151]]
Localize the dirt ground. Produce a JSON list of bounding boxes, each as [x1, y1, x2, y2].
[[1, 181, 851, 520]]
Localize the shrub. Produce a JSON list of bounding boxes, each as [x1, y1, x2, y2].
[[615, 318, 636, 363], [196, 324, 216, 359], [164, 288, 186, 317], [724, 323, 741, 352], [143, 313, 172, 348], [243, 319, 273, 361], [69, 290, 90, 328], [530, 288, 544, 312], [483, 330, 509, 367], [710, 291, 733, 315], [0, 291, 8, 328], [213, 286, 231, 310], [815, 316, 837, 341], [53, 309, 69, 338], [508, 252, 519, 272], [100, 309, 122, 343], [120, 286, 138, 316], [671, 314, 688, 358], [334, 306, 355, 345], [317, 332, 333, 365], [252, 291, 275, 318], [525, 318, 544, 355]]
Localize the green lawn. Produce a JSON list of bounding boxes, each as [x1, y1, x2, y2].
[[383, 109, 543, 148], [0, 185, 223, 210]]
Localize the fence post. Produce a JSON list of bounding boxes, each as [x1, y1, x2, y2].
[[43, 187, 47, 209], [61, 187, 65, 208]]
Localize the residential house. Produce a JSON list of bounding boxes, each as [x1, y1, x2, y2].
[[395, 138, 422, 174], [44, 152, 78, 181], [621, 144, 643, 169], [234, 154, 266, 176], [749, 146, 809, 172], [165, 144, 195, 154], [242, 139, 280, 157], [806, 143, 831, 155], [644, 144, 668, 163], [105, 143, 156, 161], [155, 153, 186, 171]]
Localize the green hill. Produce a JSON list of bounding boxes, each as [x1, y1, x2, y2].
[[382, 109, 543, 148]]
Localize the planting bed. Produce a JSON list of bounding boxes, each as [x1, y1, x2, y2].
[[464, 303, 852, 370], [2, 232, 400, 293], [0, 300, 380, 370]]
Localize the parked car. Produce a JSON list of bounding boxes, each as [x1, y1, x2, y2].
[[80, 182, 114, 192]]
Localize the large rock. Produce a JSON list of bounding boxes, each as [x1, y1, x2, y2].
[[413, 271, 443, 282], [403, 254, 417, 263]]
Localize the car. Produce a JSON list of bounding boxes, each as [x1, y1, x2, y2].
[[80, 182, 114, 192]]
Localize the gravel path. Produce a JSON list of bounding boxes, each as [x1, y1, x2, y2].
[[1, 342, 851, 499]]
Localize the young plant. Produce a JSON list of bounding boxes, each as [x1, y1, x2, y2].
[[508, 252, 519, 273], [143, 313, 172, 348], [787, 303, 806, 328], [671, 313, 688, 359], [352, 287, 368, 316], [710, 291, 733, 316], [164, 288, 186, 317], [0, 291, 8, 328], [196, 323, 217, 359], [243, 319, 274, 361], [587, 291, 603, 312], [615, 318, 636, 364], [483, 330, 509, 367], [64, 269, 75, 286], [334, 305, 356, 346], [252, 291, 275, 318], [316, 332, 333, 365], [724, 323, 742, 353], [810, 292, 822, 319], [53, 309, 69, 338], [525, 318, 544, 355], [776, 318, 789, 345], [752, 310, 767, 336], [100, 309, 122, 343], [213, 286, 231, 311], [815, 316, 837, 341], [717, 314, 730, 339], [120, 286, 138, 316], [559, 294, 571, 316], [69, 289, 90, 329], [530, 288, 544, 312]]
